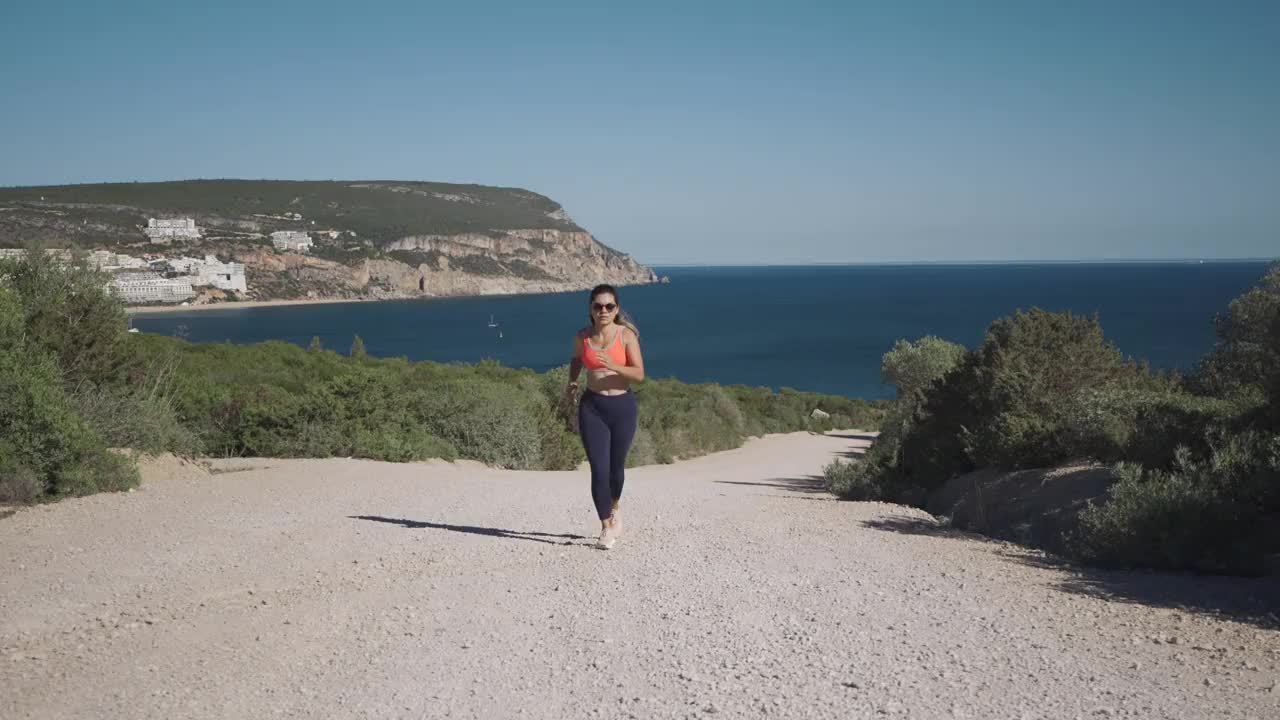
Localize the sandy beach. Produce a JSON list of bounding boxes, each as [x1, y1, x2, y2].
[[2, 430, 1277, 719]]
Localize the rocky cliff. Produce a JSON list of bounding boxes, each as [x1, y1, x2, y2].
[[233, 227, 656, 302], [0, 180, 660, 304]]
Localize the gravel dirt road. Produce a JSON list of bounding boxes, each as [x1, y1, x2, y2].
[[3, 431, 1278, 719]]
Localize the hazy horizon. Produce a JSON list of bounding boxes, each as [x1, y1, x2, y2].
[[3, 2, 1276, 264]]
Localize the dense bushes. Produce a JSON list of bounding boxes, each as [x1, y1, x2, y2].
[[1078, 265, 1280, 574], [1191, 266, 1280, 399], [152, 340, 566, 469], [1075, 433, 1280, 575], [880, 336, 967, 399], [161, 342, 882, 470], [632, 382, 879, 464], [1105, 390, 1246, 469], [859, 312, 1140, 504], [829, 265, 1280, 575], [1, 249, 140, 387], [156, 340, 881, 469], [1075, 267, 1280, 573], [827, 336, 965, 502], [1, 251, 878, 501], [0, 282, 138, 501], [942, 310, 1150, 473], [844, 310, 1236, 500]]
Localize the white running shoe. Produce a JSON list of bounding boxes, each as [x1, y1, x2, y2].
[[596, 525, 616, 550]]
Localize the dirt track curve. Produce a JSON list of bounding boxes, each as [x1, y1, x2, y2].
[[3, 431, 1278, 719]]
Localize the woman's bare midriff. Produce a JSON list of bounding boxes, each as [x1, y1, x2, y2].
[[586, 368, 630, 395]]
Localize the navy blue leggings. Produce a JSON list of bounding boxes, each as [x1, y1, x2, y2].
[[578, 390, 638, 521]]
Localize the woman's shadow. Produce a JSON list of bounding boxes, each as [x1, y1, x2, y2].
[[349, 515, 588, 546]]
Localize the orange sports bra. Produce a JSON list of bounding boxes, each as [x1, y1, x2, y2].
[[582, 328, 628, 370]]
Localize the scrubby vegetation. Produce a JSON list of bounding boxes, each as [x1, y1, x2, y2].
[[635, 380, 875, 465], [0, 252, 189, 501], [0, 180, 582, 247], [130, 339, 878, 471], [826, 264, 1280, 575], [0, 252, 881, 503]]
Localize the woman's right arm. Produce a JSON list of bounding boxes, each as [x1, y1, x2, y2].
[[567, 330, 584, 392]]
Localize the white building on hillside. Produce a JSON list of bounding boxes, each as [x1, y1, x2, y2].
[[163, 255, 248, 293], [162, 256, 199, 274], [271, 230, 313, 252], [193, 254, 246, 293], [109, 271, 195, 305], [145, 218, 201, 243], [87, 250, 147, 271]]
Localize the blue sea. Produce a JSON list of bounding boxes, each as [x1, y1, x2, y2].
[[131, 263, 1273, 400]]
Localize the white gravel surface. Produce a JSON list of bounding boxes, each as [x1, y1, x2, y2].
[[2, 430, 1278, 719]]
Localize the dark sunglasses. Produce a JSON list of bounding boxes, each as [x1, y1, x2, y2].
[[591, 302, 617, 312]]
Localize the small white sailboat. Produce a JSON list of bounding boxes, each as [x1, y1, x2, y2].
[[488, 313, 499, 327]]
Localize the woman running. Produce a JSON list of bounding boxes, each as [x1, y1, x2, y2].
[[566, 284, 646, 550]]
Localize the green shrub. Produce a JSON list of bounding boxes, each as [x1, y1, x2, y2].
[[1122, 392, 1247, 469], [68, 384, 201, 457], [826, 336, 967, 503], [450, 254, 506, 276], [1, 249, 139, 388], [387, 249, 444, 269], [881, 336, 967, 399], [0, 449, 42, 504], [348, 426, 457, 463], [891, 309, 1151, 497], [1050, 383, 1256, 470], [1051, 385, 1149, 463], [1075, 433, 1280, 575], [1192, 264, 1280, 399], [1268, 349, 1280, 431], [635, 381, 747, 462], [893, 353, 983, 495], [724, 385, 882, 437], [1258, 302, 1280, 432], [0, 287, 138, 500], [350, 335, 367, 358], [415, 376, 546, 469], [964, 309, 1150, 468], [824, 457, 884, 501], [837, 272, 1280, 575], [536, 364, 587, 470], [626, 427, 659, 468], [64, 339, 201, 457]]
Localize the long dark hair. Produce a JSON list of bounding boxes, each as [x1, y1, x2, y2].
[[588, 284, 639, 336]]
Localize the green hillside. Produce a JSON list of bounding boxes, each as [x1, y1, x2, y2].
[[0, 179, 583, 248]]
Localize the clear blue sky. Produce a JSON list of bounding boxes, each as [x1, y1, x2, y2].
[[2, 1, 1276, 264]]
